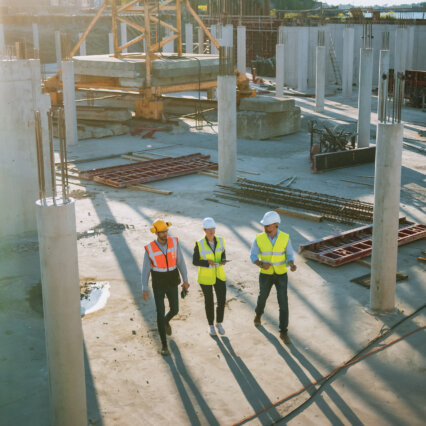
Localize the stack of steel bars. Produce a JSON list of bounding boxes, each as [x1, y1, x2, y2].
[[214, 179, 374, 224]]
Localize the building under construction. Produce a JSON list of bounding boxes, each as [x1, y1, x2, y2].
[[1, 1, 425, 425]]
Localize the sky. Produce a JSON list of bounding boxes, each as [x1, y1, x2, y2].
[[321, 0, 424, 6]]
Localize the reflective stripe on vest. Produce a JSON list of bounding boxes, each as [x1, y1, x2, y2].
[[145, 236, 178, 272], [196, 236, 226, 285], [256, 231, 289, 275]]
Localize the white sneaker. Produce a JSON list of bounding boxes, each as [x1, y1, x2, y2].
[[209, 325, 217, 336], [216, 323, 225, 335]]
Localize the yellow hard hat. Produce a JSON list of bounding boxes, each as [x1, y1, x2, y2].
[[150, 219, 171, 233]]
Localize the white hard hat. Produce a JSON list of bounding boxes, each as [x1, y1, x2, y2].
[[202, 217, 216, 229], [260, 211, 281, 226]]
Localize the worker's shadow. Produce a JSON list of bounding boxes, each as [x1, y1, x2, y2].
[[163, 340, 220, 426], [214, 336, 280, 425], [257, 327, 363, 425]]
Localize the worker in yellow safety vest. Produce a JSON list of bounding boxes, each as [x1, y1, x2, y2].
[[142, 219, 190, 356], [193, 217, 228, 336], [250, 211, 297, 344]]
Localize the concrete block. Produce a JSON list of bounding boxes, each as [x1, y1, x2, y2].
[[237, 107, 301, 140], [239, 96, 295, 112]]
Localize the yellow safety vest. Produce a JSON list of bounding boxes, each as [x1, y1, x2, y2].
[[256, 231, 289, 275], [196, 236, 226, 285]]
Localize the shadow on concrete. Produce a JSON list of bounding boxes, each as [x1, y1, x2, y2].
[[166, 340, 220, 426], [214, 336, 280, 425], [258, 327, 362, 425]]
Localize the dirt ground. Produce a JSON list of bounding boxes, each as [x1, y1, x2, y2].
[[1, 91, 425, 425]]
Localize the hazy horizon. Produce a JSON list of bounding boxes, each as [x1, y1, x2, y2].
[[322, 0, 424, 6]]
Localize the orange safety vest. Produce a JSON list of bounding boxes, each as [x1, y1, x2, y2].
[[145, 236, 178, 272]]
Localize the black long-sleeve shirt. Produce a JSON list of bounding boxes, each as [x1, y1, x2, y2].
[[192, 237, 226, 267]]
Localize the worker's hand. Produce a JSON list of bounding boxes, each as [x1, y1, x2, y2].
[[290, 264, 297, 272], [208, 260, 216, 266], [262, 262, 271, 270], [221, 260, 227, 265], [182, 282, 190, 290], [142, 290, 149, 301]]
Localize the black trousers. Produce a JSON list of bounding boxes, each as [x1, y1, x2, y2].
[[200, 279, 226, 325], [152, 284, 179, 346]]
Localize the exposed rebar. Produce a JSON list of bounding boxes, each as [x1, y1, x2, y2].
[[362, 22, 373, 49], [34, 110, 46, 205], [381, 31, 389, 50], [47, 110, 57, 203], [317, 30, 325, 47], [387, 72, 404, 124], [219, 46, 234, 75], [58, 107, 70, 201]]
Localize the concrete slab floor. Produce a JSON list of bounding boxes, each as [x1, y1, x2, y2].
[[1, 93, 425, 426]]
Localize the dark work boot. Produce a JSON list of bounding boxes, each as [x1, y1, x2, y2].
[[161, 344, 170, 356], [280, 332, 292, 345], [165, 321, 172, 336], [254, 314, 262, 327]]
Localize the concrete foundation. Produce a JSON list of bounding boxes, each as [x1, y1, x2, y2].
[[62, 61, 78, 146], [237, 96, 301, 140], [0, 59, 51, 239], [275, 43, 284, 98], [357, 48, 373, 148], [237, 26, 246, 74], [185, 23, 193, 54], [218, 75, 236, 185], [315, 45, 326, 113], [36, 197, 87, 426], [370, 123, 403, 312], [342, 27, 354, 97]]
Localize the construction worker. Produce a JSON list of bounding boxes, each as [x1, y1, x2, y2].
[[142, 219, 190, 356], [193, 217, 228, 336], [250, 211, 297, 344]]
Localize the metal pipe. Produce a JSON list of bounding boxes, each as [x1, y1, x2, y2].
[[47, 109, 57, 203]]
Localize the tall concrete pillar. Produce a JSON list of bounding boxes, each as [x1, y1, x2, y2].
[[120, 22, 128, 53], [32, 23, 40, 57], [376, 49, 389, 136], [162, 28, 174, 53], [55, 31, 62, 68], [218, 75, 237, 185], [370, 123, 403, 312], [108, 32, 113, 54], [406, 26, 414, 70], [276, 43, 285, 97], [357, 48, 373, 148], [0, 24, 5, 56], [62, 61, 78, 146], [211, 25, 218, 54], [342, 27, 355, 97], [36, 197, 87, 425], [198, 26, 204, 54], [223, 24, 233, 47], [185, 23, 193, 54], [394, 27, 407, 75], [297, 27, 309, 92], [237, 26, 246, 74], [315, 45, 326, 112], [78, 32, 86, 56]]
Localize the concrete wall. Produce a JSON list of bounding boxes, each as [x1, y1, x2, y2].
[[0, 59, 51, 239]]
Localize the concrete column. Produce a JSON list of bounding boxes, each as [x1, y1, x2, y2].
[[78, 32, 86, 56], [198, 26, 204, 54], [55, 31, 62, 68], [32, 23, 40, 56], [120, 22, 127, 53], [218, 75, 237, 185], [315, 45, 326, 112], [62, 61, 78, 146], [406, 26, 414, 70], [162, 28, 174, 53], [36, 197, 87, 425], [342, 27, 354, 97], [108, 32, 113, 54], [185, 23, 193, 54], [376, 49, 389, 133], [297, 27, 309, 92], [0, 24, 5, 56], [222, 24, 233, 47], [0, 60, 51, 239], [275, 43, 285, 97], [370, 123, 403, 313], [394, 27, 407, 75], [237, 26, 246, 74], [357, 48, 373, 148], [211, 25, 218, 54]]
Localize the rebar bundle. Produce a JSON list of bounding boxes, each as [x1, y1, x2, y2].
[[214, 179, 374, 224]]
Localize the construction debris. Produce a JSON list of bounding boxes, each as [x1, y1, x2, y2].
[[299, 219, 426, 267], [214, 178, 374, 224], [78, 153, 217, 188]]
